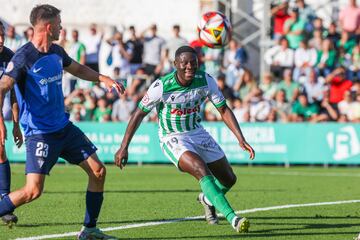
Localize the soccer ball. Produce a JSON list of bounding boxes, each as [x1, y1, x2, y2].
[[197, 11, 232, 48]]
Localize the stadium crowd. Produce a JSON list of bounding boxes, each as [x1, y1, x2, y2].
[[2, 0, 360, 123]]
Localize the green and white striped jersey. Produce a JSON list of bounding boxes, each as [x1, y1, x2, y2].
[[138, 70, 226, 136]]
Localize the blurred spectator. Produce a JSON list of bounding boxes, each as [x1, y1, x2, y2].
[[277, 68, 300, 103], [324, 22, 341, 47], [312, 90, 339, 122], [338, 90, 354, 118], [348, 92, 360, 122], [65, 89, 96, 121], [232, 98, 250, 123], [347, 44, 360, 80], [189, 33, 205, 68], [271, 89, 291, 122], [234, 68, 257, 100], [111, 92, 136, 122], [24, 26, 34, 42], [157, 48, 174, 75], [259, 72, 278, 100], [271, 1, 290, 40], [126, 26, 143, 74], [337, 31, 356, 54], [223, 39, 247, 87], [339, 0, 360, 35], [312, 17, 325, 33], [290, 93, 319, 121], [93, 97, 112, 122], [141, 24, 166, 77], [264, 37, 294, 79], [165, 24, 188, 62], [83, 23, 103, 72], [316, 39, 336, 77], [293, 39, 317, 82], [127, 67, 150, 98], [107, 31, 131, 78], [246, 87, 272, 122], [56, 28, 70, 49], [308, 29, 323, 50], [204, 99, 222, 121], [4, 25, 23, 52], [217, 74, 235, 100], [92, 82, 107, 99], [202, 46, 223, 78], [303, 69, 326, 103], [295, 0, 316, 32], [66, 29, 86, 92], [326, 67, 353, 104], [283, 7, 306, 49]]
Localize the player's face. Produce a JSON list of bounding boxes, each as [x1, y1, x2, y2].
[[0, 26, 4, 52], [175, 52, 198, 82], [49, 15, 62, 41]]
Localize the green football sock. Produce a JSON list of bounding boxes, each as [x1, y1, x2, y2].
[[199, 175, 237, 224], [214, 178, 231, 194]]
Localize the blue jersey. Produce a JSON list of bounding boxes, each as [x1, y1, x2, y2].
[[0, 47, 14, 120], [5, 42, 73, 136]]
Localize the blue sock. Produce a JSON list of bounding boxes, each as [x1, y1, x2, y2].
[[0, 195, 15, 217], [0, 161, 11, 196], [84, 191, 103, 228]]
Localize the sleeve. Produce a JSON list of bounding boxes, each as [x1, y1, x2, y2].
[[138, 79, 163, 113], [205, 73, 226, 108], [4, 52, 26, 82], [58, 45, 73, 67]]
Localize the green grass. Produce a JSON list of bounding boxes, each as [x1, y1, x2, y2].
[[2, 164, 360, 239]]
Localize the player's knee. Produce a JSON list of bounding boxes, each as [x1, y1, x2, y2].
[[92, 166, 106, 182], [192, 162, 207, 179], [23, 186, 43, 202], [227, 174, 237, 188]]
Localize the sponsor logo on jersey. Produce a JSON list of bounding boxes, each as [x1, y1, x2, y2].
[[39, 73, 63, 85], [170, 105, 200, 116]]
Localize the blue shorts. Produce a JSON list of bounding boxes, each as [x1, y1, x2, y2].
[[25, 122, 97, 175]]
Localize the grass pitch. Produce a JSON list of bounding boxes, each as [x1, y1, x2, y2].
[[1, 164, 360, 240]]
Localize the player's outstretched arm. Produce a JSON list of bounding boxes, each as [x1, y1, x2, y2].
[[114, 108, 148, 169], [10, 89, 23, 148], [217, 104, 255, 160], [64, 61, 125, 95], [0, 75, 16, 146]]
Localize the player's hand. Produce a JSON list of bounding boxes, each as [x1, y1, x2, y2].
[[239, 140, 255, 160], [114, 146, 128, 170], [100, 76, 125, 95], [0, 120, 7, 146], [12, 124, 23, 148]]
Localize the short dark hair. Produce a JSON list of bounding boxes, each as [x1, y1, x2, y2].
[[0, 20, 3, 27], [30, 4, 61, 26], [175, 46, 196, 58]]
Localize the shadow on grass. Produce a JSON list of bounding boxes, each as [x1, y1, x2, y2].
[[42, 188, 286, 194]]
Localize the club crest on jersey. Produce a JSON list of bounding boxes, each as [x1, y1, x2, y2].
[[142, 93, 150, 104], [5, 61, 14, 73], [171, 95, 175, 101], [170, 105, 200, 116], [153, 82, 160, 88]]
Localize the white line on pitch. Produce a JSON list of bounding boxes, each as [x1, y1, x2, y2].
[[14, 199, 360, 240]]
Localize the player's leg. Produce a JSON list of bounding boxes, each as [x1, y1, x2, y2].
[[77, 153, 116, 240], [178, 151, 248, 232], [0, 173, 45, 226], [0, 143, 18, 225], [197, 157, 236, 224], [60, 123, 115, 239]]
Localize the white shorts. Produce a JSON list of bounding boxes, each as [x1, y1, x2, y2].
[[160, 128, 225, 167]]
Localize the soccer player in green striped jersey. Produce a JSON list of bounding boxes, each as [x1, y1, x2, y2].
[[115, 46, 255, 233]]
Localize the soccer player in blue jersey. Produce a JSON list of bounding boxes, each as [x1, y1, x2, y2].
[[0, 20, 23, 226], [0, 5, 124, 239]]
